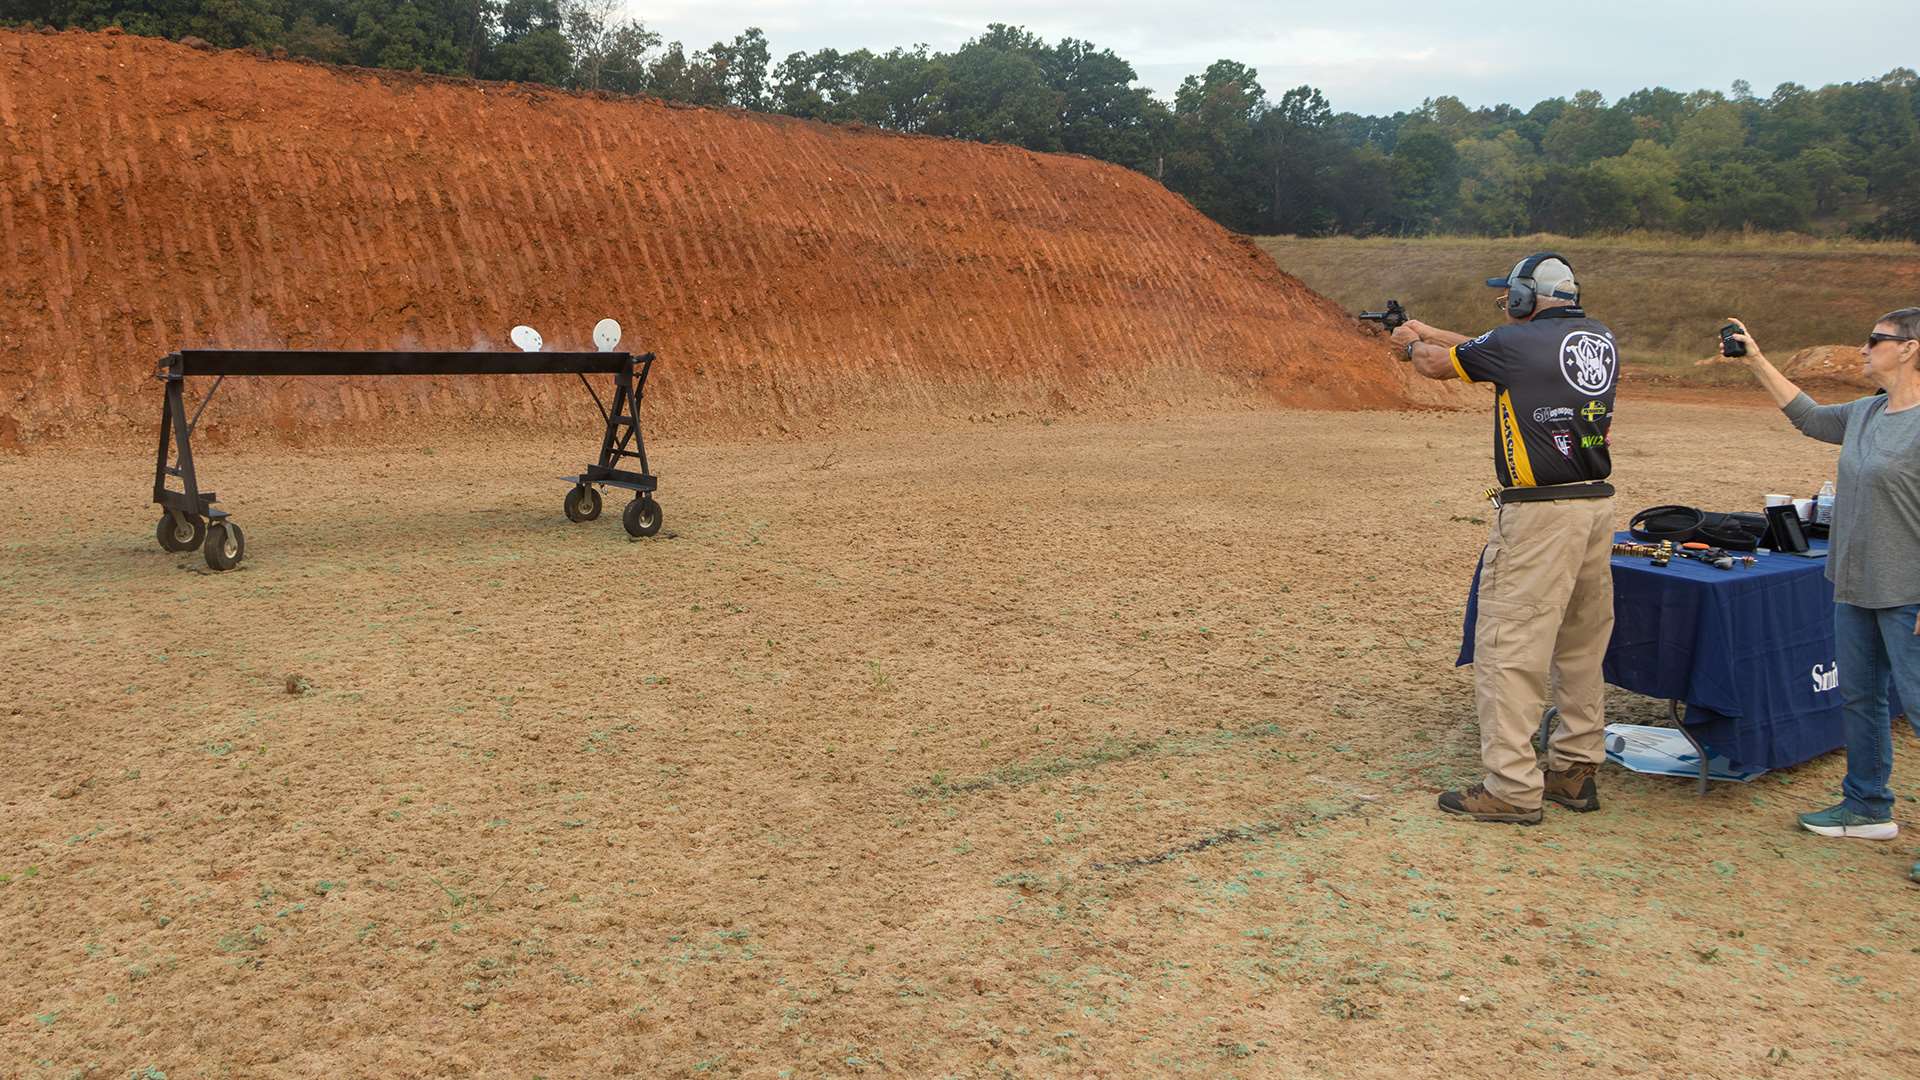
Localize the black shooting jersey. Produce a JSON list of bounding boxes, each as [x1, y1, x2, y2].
[[1448, 307, 1617, 488]]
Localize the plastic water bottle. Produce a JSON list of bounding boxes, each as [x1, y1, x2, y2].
[[1816, 480, 1835, 525]]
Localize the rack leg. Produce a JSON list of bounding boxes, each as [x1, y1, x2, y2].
[[1669, 699, 1710, 796]]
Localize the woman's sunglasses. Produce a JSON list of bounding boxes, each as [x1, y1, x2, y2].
[[1867, 331, 1916, 348]]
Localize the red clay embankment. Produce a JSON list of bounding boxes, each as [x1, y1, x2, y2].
[[0, 29, 1454, 447]]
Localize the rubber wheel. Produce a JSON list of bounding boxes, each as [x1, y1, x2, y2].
[[564, 485, 602, 522], [157, 513, 206, 553], [204, 521, 245, 571], [622, 496, 662, 538]]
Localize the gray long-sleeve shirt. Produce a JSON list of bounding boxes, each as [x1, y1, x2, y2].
[[1785, 391, 1920, 607]]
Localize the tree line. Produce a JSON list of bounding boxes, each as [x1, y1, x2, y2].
[[10, 1, 1920, 241]]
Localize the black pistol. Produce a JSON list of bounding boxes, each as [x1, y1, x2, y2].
[[1359, 300, 1409, 332]]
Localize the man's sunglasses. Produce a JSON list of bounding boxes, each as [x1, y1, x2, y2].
[[1867, 332, 1916, 348]]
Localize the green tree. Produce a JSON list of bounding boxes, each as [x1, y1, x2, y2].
[[31, 0, 290, 47], [934, 24, 1058, 148], [1864, 143, 1920, 240], [1528, 164, 1629, 234], [1387, 123, 1459, 233], [1252, 85, 1340, 234], [646, 40, 729, 105], [771, 47, 865, 120], [1792, 144, 1860, 215], [1164, 59, 1265, 230], [1329, 144, 1395, 234], [1590, 138, 1682, 229], [338, 0, 479, 75], [856, 47, 945, 132], [1671, 101, 1747, 166], [283, 11, 351, 63], [1617, 86, 1686, 143], [1542, 89, 1635, 165], [486, 0, 570, 85], [1520, 97, 1567, 152], [561, 0, 658, 92], [1414, 94, 1477, 140], [1043, 38, 1162, 171], [1675, 159, 1805, 231], [706, 27, 770, 110], [1752, 81, 1824, 159], [1452, 131, 1535, 235], [1332, 110, 1404, 152]]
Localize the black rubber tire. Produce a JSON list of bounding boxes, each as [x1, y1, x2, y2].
[[157, 513, 206, 553], [622, 496, 662, 538], [204, 521, 245, 571], [564, 485, 602, 523]]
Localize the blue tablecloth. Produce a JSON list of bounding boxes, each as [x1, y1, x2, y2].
[[1458, 533, 1909, 771]]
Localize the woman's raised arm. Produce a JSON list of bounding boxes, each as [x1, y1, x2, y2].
[[1727, 318, 1851, 445]]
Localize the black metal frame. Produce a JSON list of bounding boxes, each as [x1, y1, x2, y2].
[[152, 348, 658, 548], [1537, 698, 1714, 796], [1667, 699, 1714, 796], [568, 363, 656, 497], [153, 370, 225, 525]]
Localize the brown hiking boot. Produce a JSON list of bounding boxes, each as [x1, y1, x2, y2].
[[1543, 763, 1601, 812], [1437, 783, 1542, 825]]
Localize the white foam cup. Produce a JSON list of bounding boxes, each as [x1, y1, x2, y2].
[[1793, 498, 1815, 521], [1763, 494, 1790, 508]]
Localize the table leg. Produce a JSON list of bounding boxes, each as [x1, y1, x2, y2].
[[1669, 699, 1710, 796]]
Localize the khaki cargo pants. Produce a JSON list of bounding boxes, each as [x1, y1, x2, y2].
[[1472, 496, 1615, 808]]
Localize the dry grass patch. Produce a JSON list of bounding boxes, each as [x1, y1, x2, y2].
[[1259, 233, 1920, 384]]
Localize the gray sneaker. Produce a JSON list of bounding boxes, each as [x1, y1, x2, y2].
[[1797, 803, 1899, 841]]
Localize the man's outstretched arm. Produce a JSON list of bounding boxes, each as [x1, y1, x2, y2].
[[1407, 341, 1465, 381], [1404, 319, 1471, 349], [1392, 325, 1472, 382]]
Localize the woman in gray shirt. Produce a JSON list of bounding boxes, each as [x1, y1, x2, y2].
[[1729, 308, 1920, 886]]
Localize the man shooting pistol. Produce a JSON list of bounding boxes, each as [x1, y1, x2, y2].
[[1391, 253, 1620, 827]]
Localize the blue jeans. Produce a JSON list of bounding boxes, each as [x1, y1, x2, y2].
[[1833, 602, 1920, 818]]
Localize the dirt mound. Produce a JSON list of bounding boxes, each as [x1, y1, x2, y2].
[[0, 30, 1454, 448], [1777, 345, 1874, 391], [1695, 344, 1876, 395]]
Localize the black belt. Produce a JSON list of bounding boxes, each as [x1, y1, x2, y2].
[[1490, 481, 1614, 506]]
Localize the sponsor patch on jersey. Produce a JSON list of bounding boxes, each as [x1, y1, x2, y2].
[[1533, 405, 1575, 423], [1560, 331, 1618, 395], [1553, 430, 1574, 459]]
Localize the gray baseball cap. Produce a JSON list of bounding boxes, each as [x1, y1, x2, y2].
[[1487, 255, 1579, 301]]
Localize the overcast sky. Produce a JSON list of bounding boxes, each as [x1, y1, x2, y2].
[[627, 0, 1916, 115]]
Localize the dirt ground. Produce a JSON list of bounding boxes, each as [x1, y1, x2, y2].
[[2, 399, 1916, 1079]]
